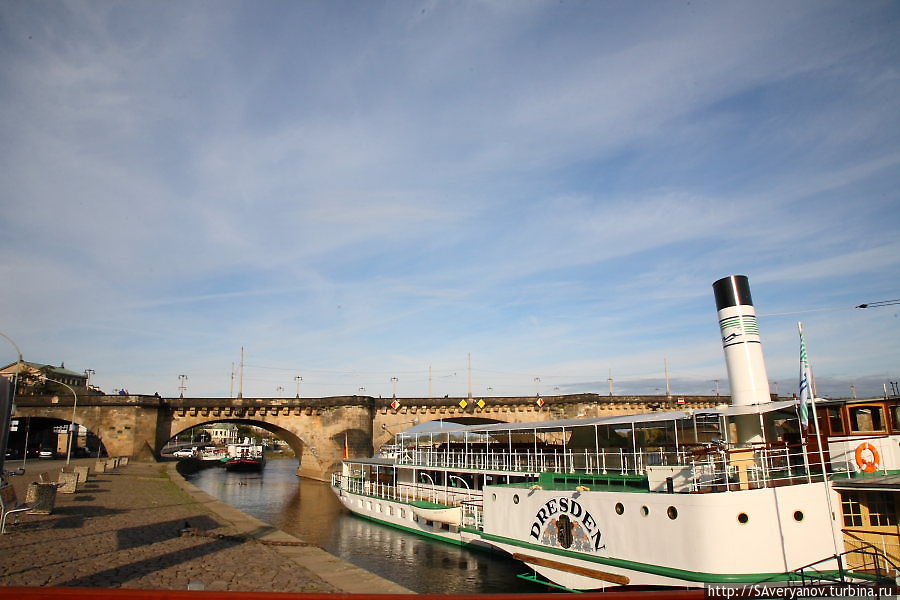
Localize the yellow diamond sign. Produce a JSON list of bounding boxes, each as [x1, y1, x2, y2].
[[476, 399, 485, 409], [458, 399, 468, 409]]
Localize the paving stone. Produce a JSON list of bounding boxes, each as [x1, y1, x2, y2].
[[0, 460, 385, 593]]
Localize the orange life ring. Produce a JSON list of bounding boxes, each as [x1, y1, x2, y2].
[[855, 442, 880, 473]]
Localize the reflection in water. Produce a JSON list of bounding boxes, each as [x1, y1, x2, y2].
[[186, 459, 548, 594]]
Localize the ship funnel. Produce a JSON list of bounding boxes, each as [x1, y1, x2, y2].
[[713, 275, 771, 407]]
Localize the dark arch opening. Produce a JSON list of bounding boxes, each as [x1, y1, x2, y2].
[[5, 416, 107, 460], [164, 418, 308, 468]]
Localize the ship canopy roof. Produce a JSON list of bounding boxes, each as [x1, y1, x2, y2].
[[399, 399, 799, 437]]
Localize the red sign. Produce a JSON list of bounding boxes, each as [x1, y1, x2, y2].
[[390, 399, 401, 410], [677, 397, 685, 404]]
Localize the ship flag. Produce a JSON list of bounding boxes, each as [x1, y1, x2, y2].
[[798, 322, 813, 430], [797, 323, 815, 431]]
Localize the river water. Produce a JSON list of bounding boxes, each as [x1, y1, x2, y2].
[[184, 458, 548, 594]]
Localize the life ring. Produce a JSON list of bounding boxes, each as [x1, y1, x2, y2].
[[855, 442, 880, 473]]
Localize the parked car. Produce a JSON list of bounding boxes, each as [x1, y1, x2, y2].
[[38, 449, 55, 459], [172, 449, 195, 458]]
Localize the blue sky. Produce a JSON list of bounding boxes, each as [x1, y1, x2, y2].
[[1, 1, 898, 399]]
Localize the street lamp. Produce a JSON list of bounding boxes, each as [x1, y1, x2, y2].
[[295, 376, 302, 399], [391, 376, 399, 398], [0, 331, 24, 477], [42, 377, 78, 465], [276, 386, 284, 397], [84, 369, 95, 392], [178, 374, 188, 398], [534, 377, 541, 397]]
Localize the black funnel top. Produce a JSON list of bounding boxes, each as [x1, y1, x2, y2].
[[713, 275, 753, 310]]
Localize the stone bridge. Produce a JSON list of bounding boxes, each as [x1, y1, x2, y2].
[[13, 393, 724, 481]]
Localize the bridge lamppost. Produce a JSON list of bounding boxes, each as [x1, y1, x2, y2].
[[295, 376, 302, 399], [533, 377, 541, 398], [276, 386, 284, 398], [84, 369, 95, 392], [391, 377, 399, 398], [178, 374, 188, 398]]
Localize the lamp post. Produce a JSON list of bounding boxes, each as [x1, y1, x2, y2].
[[0, 332, 24, 478], [534, 377, 541, 397], [295, 376, 302, 399], [178, 374, 188, 398], [391, 376, 399, 398], [42, 377, 78, 465], [84, 369, 95, 392]]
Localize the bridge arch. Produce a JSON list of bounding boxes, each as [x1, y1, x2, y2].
[[166, 418, 313, 473], [162, 404, 374, 481], [5, 415, 108, 459]]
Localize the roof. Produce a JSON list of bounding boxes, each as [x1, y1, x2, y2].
[[831, 474, 900, 491], [400, 400, 801, 437], [0, 361, 86, 379]]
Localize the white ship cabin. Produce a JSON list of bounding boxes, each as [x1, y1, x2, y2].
[[339, 400, 828, 519], [810, 396, 900, 565], [812, 396, 900, 475]]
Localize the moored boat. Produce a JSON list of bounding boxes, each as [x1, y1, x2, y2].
[[331, 276, 899, 591], [224, 441, 266, 472]]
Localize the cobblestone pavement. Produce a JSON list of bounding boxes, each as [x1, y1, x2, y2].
[[0, 460, 410, 594]]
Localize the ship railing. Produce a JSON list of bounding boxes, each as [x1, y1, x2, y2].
[[687, 445, 829, 492], [400, 448, 695, 477], [331, 474, 482, 507], [460, 498, 484, 530], [826, 434, 897, 477], [395, 445, 831, 491]]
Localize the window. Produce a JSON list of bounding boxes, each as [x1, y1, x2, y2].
[[849, 406, 886, 433], [891, 406, 900, 433], [866, 492, 896, 527], [827, 407, 844, 434], [842, 493, 863, 527]]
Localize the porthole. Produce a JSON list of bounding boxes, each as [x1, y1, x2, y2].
[[513, 494, 520, 504], [737, 512, 749, 524], [667, 506, 678, 520], [615, 503, 625, 515], [794, 511, 804, 522], [640, 505, 649, 517]]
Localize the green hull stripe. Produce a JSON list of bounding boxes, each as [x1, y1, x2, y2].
[[477, 532, 840, 584]]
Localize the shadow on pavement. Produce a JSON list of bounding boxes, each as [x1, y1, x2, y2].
[[116, 516, 221, 551], [57, 538, 241, 588]]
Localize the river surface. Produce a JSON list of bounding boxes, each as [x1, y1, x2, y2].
[[184, 458, 549, 594]]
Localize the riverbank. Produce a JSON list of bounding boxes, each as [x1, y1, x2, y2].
[[0, 459, 411, 594]]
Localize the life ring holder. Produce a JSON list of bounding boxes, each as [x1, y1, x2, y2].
[[855, 442, 881, 473]]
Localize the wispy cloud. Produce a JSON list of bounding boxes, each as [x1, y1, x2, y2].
[[1, 0, 898, 399]]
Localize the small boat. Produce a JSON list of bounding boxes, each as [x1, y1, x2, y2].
[[224, 441, 266, 472]]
